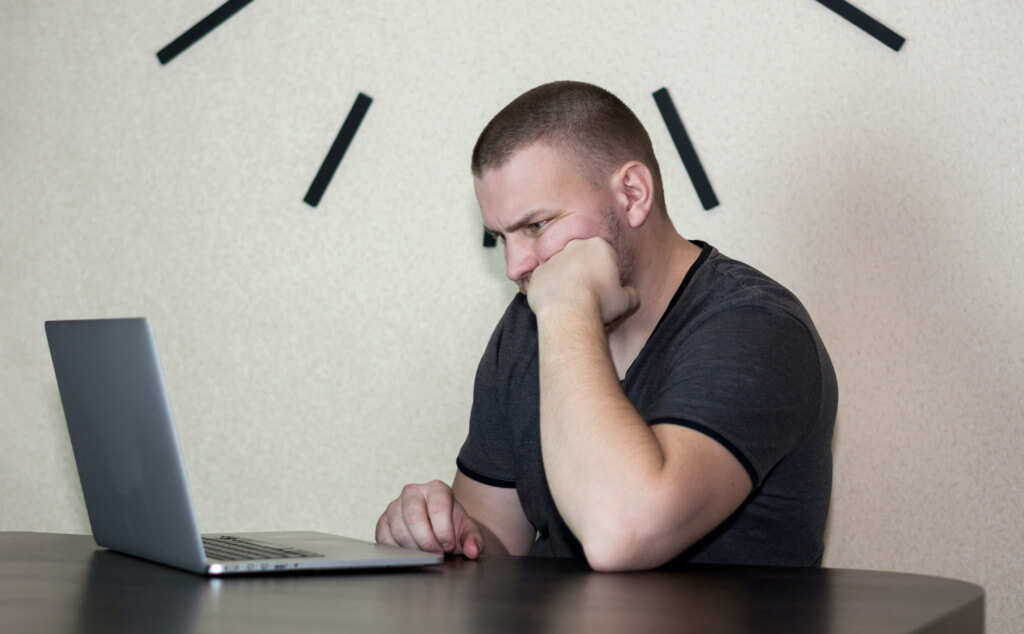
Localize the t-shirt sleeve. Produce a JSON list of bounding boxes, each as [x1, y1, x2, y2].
[[456, 315, 517, 488], [645, 306, 825, 488]]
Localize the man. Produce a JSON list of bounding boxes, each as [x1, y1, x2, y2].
[[376, 81, 837, 571]]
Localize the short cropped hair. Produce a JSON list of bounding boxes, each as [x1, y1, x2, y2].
[[471, 81, 666, 213]]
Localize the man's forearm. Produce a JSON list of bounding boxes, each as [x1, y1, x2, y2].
[[535, 307, 667, 558]]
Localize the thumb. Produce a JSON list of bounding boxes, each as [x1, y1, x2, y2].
[[462, 532, 484, 559], [606, 284, 640, 324], [623, 284, 640, 312], [455, 512, 485, 559]]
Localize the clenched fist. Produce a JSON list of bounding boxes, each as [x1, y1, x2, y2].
[[375, 480, 485, 558], [526, 237, 640, 325]]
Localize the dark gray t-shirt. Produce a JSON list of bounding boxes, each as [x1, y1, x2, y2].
[[457, 242, 837, 566]]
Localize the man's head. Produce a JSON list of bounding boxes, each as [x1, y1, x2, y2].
[[471, 81, 664, 293], [472, 81, 665, 214]]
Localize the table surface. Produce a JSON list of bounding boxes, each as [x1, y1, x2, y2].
[[0, 532, 983, 634]]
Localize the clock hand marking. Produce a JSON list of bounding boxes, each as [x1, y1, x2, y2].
[[816, 0, 906, 52], [304, 92, 373, 208], [652, 87, 719, 212], [157, 0, 255, 65]]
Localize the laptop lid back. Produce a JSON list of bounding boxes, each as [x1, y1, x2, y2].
[[46, 318, 207, 573]]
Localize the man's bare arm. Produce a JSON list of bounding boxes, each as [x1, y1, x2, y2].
[[529, 238, 752, 571], [452, 470, 535, 556]]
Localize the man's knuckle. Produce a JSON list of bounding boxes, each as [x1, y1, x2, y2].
[[404, 508, 426, 525], [391, 524, 412, 542], [426, 499, 450, 516]]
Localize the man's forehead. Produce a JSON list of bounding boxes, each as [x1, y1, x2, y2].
[[481, 141, 580, 178], [474, 142, 598, 230], [475, 170, 561, 225]]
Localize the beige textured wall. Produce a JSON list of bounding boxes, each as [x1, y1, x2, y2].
[[2, 1, 1021, 630]]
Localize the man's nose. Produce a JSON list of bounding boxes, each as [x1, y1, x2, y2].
[[505, 239, 538, 283]]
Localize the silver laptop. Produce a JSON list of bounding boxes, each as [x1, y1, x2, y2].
[[45, 317, 442, 575]]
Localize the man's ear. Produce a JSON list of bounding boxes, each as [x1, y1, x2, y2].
[[613, 161, 655, 228]]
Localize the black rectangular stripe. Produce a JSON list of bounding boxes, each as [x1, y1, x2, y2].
[[816, 0, 905, 51], [157, 0, 254, 65], [649, 418, 759, 487], [304, 93, 373, 208], [456, 458, 516, 488], [652, 88, 719, 211], [483, 231, 497, 248]]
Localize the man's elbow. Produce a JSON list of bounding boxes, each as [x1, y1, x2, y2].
[[583, 541, 645, 572], [578, 522, 683, 572]]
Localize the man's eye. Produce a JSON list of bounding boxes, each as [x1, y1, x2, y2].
[[528, 220, 548, 233]]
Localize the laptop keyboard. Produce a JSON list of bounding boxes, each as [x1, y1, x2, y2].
[[202, 535, 323, 561]]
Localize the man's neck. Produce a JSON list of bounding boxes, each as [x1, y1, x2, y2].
[[607, 235, 702, 379]]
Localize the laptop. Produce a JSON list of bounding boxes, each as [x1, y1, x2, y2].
[[44, 317, 443, 575]]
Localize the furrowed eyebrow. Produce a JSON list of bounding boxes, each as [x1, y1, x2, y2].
[[487, 209, 552, 238]]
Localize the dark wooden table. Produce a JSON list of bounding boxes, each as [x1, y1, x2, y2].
[[0, 532, 983, 633]]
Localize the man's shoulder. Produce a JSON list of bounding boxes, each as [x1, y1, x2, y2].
[[698, 246, 793, 297], [686, 245, 812, 324]]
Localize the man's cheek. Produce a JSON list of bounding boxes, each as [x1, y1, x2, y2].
[[536, 227, 588, 263]]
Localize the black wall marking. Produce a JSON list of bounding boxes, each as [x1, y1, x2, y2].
[[157, 0, 254, 64], [652, 88, 719, 211], [483, 231, 497, 248], [816, 0, 905, 51], [304, 93, 373, 208]]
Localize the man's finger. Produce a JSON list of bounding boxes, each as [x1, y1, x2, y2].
[[376, 500, 408, 548], [453, 505, 485, 559], [459, 524, 484, 559], [375, 514, 396, 546], [424, 483, 456, 552], [462, 533, 484, 559], [382, 500, 423, 550], [400, 487, 446, 553], [621, 284, 641, 315]]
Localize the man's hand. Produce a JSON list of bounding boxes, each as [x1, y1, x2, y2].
[[526, 237, 639, 325], [375, 480, 485, 558]]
